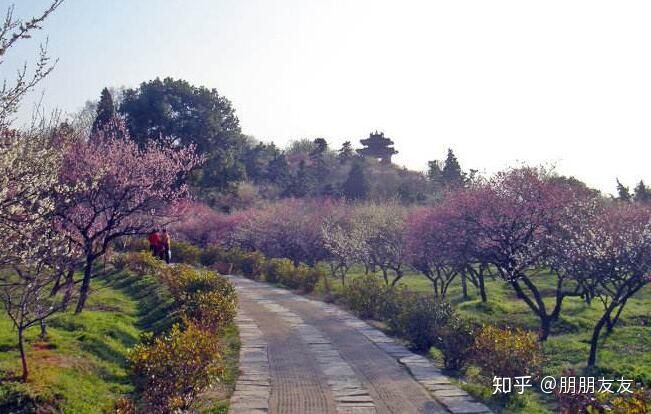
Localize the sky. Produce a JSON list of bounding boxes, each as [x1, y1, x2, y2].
[[6, 0, 651, 194]]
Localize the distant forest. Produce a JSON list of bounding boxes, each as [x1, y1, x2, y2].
[[82, 77, 650, 210]]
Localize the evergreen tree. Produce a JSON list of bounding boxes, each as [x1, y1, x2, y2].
[[91, 88, 116, 134], [634, 180, 651, 204], [427, 160, 444, 191], [442, 148, 465, 188], [310, 138, 328, 158], [342, 162, 370, 200], [616, 179, 631, 202], [266, 153, 292, 190], [286, 160, 314, 197], [120, 77, 245, 193], [338, 141, 354, 162]]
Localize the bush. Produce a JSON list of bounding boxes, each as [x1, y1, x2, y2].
[[129, 323, 224, 413], [200, 245, 225, 267], [437, 314, 476, 371], [344, 274, 391, 319], [172, 240, 202, 264], [386, 293, 456, 352], [125, 251, 164, 276], [300, 265, 324, 293], [110, 253, 128, 271], [471, 325, 544, 380], [265, 258, 294, 284], [554, 369, 651, 414], [157, 265, 237, 333], [113, 397, 136, 414], [227, 249, 265, 279]]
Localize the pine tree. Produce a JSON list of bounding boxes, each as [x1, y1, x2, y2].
[[267, 153, 292, 191], [338, 141, 354, 162], [91, 88, 116, 134], [286, 160, 315, 197], [616, 179, 631, 202], [634, 180, 651, 204], [342, 162, 370, 200], [442, 148, 465, 188], [310, 138, 328, 158], [427, 160, 444, 192]]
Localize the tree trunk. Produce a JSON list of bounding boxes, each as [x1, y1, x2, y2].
[[478, 271, 487, 303], [75, 258, 93, 314], [605, 300, 627, 336], [18, 328, 28, 382], [40, 320, 47, 339], [390, 269, 404, 287], [539, 316, 552, 341], [461, 272, 469, 300], [588, 312, 610, 367], [62, 269, 75, 310]]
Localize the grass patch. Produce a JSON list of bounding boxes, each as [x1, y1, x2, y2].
[[0, 269, 177, 413], [317, 266, 651, 413]]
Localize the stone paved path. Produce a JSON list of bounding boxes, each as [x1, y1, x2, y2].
[[229, 277, 492, 414]]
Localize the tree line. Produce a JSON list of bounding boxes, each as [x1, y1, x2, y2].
[[171, 168, 651, 369]]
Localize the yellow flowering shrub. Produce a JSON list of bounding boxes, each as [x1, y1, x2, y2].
[[471, 325, 544, 380], [128, 323, 223, 412]]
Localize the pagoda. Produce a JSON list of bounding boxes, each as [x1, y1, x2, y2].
[[356, 131, 398, 164]]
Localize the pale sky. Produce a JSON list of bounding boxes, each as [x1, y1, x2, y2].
[[7, 0, 651, 194]]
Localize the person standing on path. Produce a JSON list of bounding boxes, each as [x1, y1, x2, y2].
[[160, 228, 171, 264], [148, 229, 162, 258]]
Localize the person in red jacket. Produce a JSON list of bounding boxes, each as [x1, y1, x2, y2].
[[160, 228, 171, 264], [148, 229, 161, 257]]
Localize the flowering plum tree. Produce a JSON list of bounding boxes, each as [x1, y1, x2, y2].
[[406, 207, 466, 298], [235, 199, 341, 266], [553, 202, 651, 366], [0, 128, 80, 381], [322, 209, 367, 286], [455, 168, 596, 340], [171, 201, 248, 248], [352, 203, 409, 286], [56, 120, 202, 313]]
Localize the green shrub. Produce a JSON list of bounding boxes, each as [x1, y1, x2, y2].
[[277, 265, 301, 289], [157, 265, 237, 333], [386, 293, 456, 352], [200, 245, 225, 267], [300, 265, 324, 293], [554, 369, 651, 414], [471, 325, 544, 380], [182, 289, 238, 334], [129, 323, 223, 413], [437, 314, 476, 371], [125, 251, 164, 276], [113, 397, 136, 414], [229, 250, 265, 279], [110, 253, 128, 271], [344, 274, 390, 319], [172, 241, 201, 264], [265, 258, 294, 284]]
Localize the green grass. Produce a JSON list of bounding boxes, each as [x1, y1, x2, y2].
[[317, 266, 651, 413], [0, 269, 177, 413]]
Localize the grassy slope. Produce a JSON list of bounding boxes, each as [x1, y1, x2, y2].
[[0, 269, 239, 413], [323, 266, 651, 413]]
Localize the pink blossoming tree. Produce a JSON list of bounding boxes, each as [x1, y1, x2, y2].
[[56, 120, 202, 313], [552, 202, 651, 366]]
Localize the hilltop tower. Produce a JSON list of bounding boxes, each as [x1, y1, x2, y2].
[[356, 131, 397, 164]]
